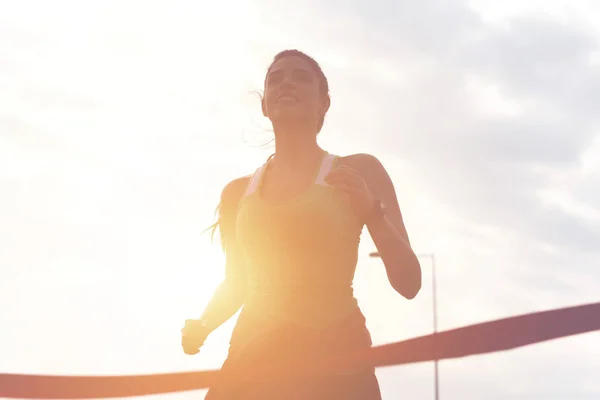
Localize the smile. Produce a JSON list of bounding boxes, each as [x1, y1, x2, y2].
[[277, 93, 298, 102]]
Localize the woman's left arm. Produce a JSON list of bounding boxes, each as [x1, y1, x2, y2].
[[326, 154, 422, 299]]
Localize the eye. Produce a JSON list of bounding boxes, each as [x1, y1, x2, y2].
[[293, 70, 312, 83], [267, 71, 283, 85]]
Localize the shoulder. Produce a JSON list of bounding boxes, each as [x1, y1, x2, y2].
[[338, 153, 387, 176], [216, 175, 253, 234], [337, 153, 393, 193], [220, 175, 252, 208], [221, 175, 252, 201]]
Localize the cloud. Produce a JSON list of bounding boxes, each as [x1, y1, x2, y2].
[[248, 1, 600, 397], [284, 1, 600, 260], [1, 1, 599, 399]]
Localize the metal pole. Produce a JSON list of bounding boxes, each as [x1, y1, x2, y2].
[[431, 254, 439, 400], [369, 251, 439, 400]]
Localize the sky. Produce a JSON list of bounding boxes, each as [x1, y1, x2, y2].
[[1, 0, 599, 399]]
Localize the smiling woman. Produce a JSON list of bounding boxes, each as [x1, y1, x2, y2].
[[178, 49, 422, 400]]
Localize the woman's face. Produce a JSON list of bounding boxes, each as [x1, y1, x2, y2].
[[262, 55, 327, 130]]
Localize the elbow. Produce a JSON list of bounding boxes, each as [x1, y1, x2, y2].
[[401, 281, 421, 300], [232, 283, 247, 304], [390, 261, 422, 300], [394, 279, 421, 300], [222, 279, 247, 304]]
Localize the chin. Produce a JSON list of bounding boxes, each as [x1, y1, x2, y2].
[[271, 111, 311, 128]]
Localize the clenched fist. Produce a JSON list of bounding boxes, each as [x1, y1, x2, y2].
[[181, 319, 209, 355]]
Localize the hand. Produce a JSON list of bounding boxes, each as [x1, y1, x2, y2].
[[181, 319, 209, 356], [325, 165, 375, 223]]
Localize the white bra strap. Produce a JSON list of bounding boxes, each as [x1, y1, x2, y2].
[[315, 153, 337, 186], [243, 164, 266, 197]]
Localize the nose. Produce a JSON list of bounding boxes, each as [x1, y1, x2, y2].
[[279, 72, 296, 89], [280, 78, 294, 91]]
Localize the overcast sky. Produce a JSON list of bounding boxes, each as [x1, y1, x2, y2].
[[1, 0, 599, 399]]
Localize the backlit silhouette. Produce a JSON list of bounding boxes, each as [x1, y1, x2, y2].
[[181, 49, 422, 399]]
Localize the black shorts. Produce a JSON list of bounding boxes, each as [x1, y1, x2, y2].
[[205, 309, 382, 400]]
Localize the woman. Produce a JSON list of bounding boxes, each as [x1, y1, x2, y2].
[[181, 49, 422, 399]]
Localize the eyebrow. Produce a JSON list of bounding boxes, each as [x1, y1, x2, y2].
[[267, 67, 311, 77]]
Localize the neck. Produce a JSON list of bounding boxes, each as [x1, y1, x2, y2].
[[271, 125, 323, 170]]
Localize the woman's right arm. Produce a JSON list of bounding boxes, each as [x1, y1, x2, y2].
[[196, 176, 250, 335]]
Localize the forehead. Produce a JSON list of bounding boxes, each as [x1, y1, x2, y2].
[[268, 55, 315, 75]]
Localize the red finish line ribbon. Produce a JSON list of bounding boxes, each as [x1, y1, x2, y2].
[[1, 301, 598, 399]]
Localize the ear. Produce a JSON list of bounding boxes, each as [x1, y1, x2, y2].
[[321, 95, 331, 115], [261, 96, 267, 117]]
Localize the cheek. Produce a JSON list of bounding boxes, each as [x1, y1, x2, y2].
[[302, 88, 324, 110], [263, 93, 278, 114]]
